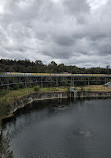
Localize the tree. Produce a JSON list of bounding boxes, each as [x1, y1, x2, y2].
[[35, 60, 43, 65]]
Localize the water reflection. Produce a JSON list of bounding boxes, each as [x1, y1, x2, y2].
[[2, 98, 111, 158]]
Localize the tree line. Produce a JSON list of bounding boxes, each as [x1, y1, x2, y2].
[[0, 59, 110, 74]]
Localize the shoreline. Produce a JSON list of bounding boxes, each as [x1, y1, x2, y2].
[[1, 91, 70, 123], [1, 89, 111, 136], [1, 90, 111, 122]]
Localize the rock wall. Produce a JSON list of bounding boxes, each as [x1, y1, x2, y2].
[[17, 91, 70, 107], [77, 91, 111, 98], [2, 91, 111, 121], [2, 92, 70, 121], [1, 90, 111, 135]]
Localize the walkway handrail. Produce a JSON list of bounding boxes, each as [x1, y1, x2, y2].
[[0, 72, 111, 78]]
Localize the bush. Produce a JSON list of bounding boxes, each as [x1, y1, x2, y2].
[[11, 84, 19, 90], [0, 89, 9, 97], [66, 87, 70, 91], [34, 85, 40, 92], [86, 88, 91, 92], [19, 83, 24, 89], [80, 86, 85, 92]]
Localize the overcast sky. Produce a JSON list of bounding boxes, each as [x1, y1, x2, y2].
[[0, 0, 110, 67]]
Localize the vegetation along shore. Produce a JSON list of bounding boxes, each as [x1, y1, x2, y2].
[[1, 85, 111, 124], [0, 84, 111, 157]]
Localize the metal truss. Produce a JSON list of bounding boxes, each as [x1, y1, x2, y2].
[[0, 73, 111, 89]]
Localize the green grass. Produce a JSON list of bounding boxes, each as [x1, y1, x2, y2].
[[0, 85, 110, 158], [0, 88, 33, 109], [0, 86, 68, 157], [76, 85, 111, 92], [0, 85, 111, 118], [39, 87, 69, 92], [0, 86, 69, 118], [0, 86, 69, 103]]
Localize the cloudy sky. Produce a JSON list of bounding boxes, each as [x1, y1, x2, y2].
[[0, 0, 111, 67]]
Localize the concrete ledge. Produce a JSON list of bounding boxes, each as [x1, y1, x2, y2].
[[77, 91, 111, 98]]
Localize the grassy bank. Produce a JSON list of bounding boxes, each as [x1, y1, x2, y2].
[[0, 86, 69, 119], [0, 86, 69, 157], [1, 85, 111, 119], [76, 85, 111, 92], [0, 85, 111, 157], [0, 85, 111, 119]]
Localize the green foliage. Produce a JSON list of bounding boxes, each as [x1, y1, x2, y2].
[[86, 88, 91, 92], [18, 83, 24, 89], [10, 83, 24, 90], [80, 87, 91, 92], [0, 89, 9, 97], [34, 85, 40, 92], [0, 86, 69, 119], [66, 87, 70, 91], [80, 86, 85, 92], [0, 59, 110, 74]]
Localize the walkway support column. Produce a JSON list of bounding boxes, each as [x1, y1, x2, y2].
[[56, 77, 58, 87]]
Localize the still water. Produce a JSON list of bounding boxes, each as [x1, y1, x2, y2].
[[3, 98, 111, 158]]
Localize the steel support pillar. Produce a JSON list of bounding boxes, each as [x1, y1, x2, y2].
[[56, 77, 58, 87]]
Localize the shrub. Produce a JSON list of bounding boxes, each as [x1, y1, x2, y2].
[[0, 89, 9, 97], [86, 88, 91, 93], [19, 83, 24, 89], [11, 84, 19, 90], [80, 86, 85, 92], [34, 85, 40, 92], [66, 87, 70, 91]]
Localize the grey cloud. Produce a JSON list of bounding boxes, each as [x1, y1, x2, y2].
[[63, 0, 90, 15], [63, 0, 90, 23], [0, 0, 111, 67], [53, 33, 75, 46], [41, 44, 74, 59]]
